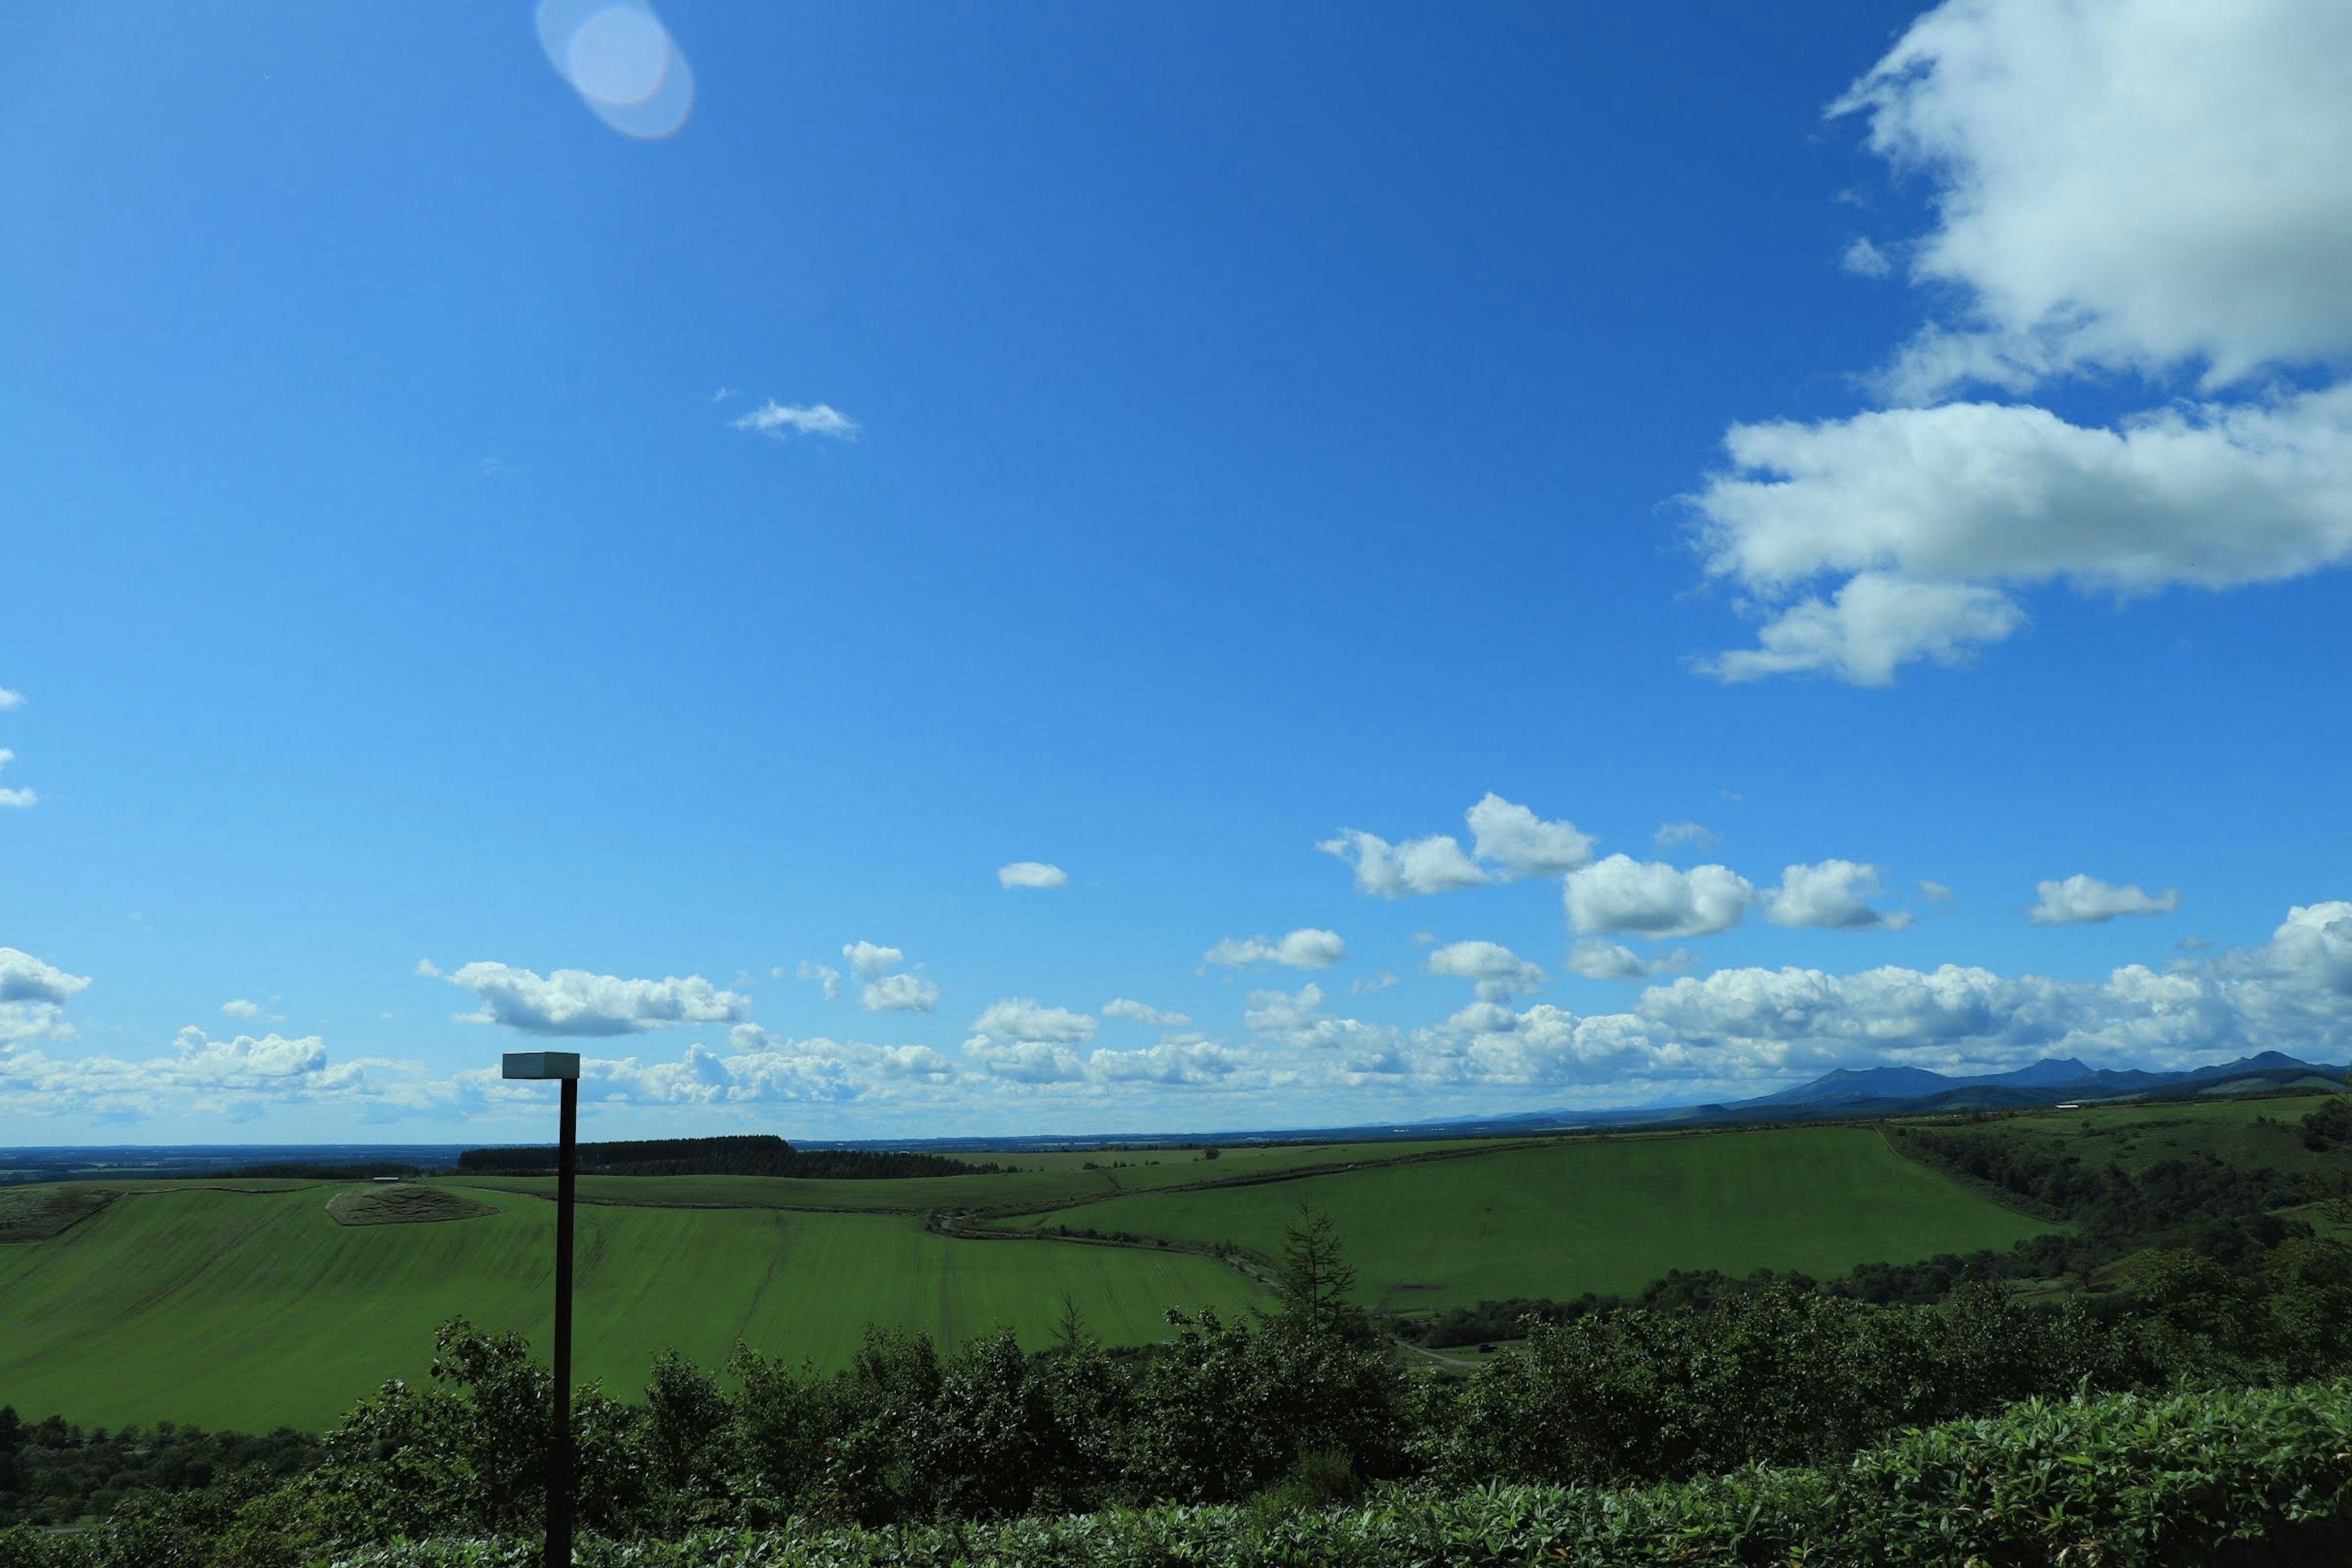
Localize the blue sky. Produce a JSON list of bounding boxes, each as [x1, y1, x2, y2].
[[5, 0, 2350, 1142]]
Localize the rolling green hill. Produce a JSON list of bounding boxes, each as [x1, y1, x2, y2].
[[991, 1125, 2062, 1309], [0, 1125, 2073, 1432], [1967, 1093, 2349, 1176], [0, 1182, 1263, 1431]]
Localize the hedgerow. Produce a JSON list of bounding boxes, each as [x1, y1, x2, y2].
[[7, 1378, 2350, 1567]]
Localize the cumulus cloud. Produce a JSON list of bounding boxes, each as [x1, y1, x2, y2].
[[1565, 938, 1651, 981], [221, 999, 262, 1019], [1566, 856, 1755, 938], [0, 1025, 429, 1122], [1322, 794, 1594, 895], [862, 973, 939, 1012], [1204, 929, 1348, 970], [997, 861, 1068, 890], [1693, 393, 2352, 682], [1837, 0, 2352, 394], [796, 961, 842, 1001], [0, 687, 22, 709], [1464, 794, 1596, 876], [730, 401, 859, 440], [1102, 998, 1191, 1027], [429, 961, 751, 1036], [1350, 971, 1400, 997], [0, 748, 33, 809], [0, 948, 91, 1044], [1764, 860, 1914, 930], [1919, 880, 1956, 902], [1692, 0, 2352, 684], [968, 998, 1096, 1045], [2029, 874, 2182, 925], [1427, 940, 1547, 1001], [842, 941, 905, 981], [1317, 829, 1488, 897]]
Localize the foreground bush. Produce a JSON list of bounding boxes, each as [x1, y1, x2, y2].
[[11, 1378, 2348, 1567]]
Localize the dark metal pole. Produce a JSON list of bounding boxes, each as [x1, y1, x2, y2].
[[548, 1076, 577, 1568]]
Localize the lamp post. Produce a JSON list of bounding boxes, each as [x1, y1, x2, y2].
[[502, 1050, 581, 1568]]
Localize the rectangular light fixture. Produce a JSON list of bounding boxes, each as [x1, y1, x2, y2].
[[502, 1051, 582, 1080]]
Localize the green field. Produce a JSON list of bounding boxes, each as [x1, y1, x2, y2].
[[440, 1137, 1482, 1214], [1972, 1093, 2348, 1176], [993, 1126, 2061, 1310], [0, 1182, 1264, 1431], [0, 1125, 2078, 1431]]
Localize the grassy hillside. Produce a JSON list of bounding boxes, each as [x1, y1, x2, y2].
[[0, 1182, 1264, 1431], [993, 1125, 2060, 1309], [436, 1137, 1480, 1213], [1969, 1093, 2348, 1176]]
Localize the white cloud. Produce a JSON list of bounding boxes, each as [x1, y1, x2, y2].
[[221, 998, 262, 1019], [0, 688, 22, 709], [1565, 937, 1651, 981], [997, 861, 1069, 890], [1204, 928, 1348, 970], [729, 401, 859, 440], [1841, 237, 1892, 279], [1323, 795, 1594, 896], [1692, 1, 2352, 684], [2270, 902, 2352, 994], [1464, 794, 1596, 877], [2029, 874, 2182, 925], [431, 961, 752, 1036], [1427, 940, 1547, 1001], [0, 748, 32, 809], [1918, 880, 1956, 902], [1835, 0, 2352, 394], [1102, 998, 1192, 1027], [591, 1025, 962, 1106], [1349, 971, 1400, 997], [0, 1026, 426, 1123], [1764, 859, 1913, 930], [1, 948, 91, 1044], [1317, 829, 1488, 897], [1566, 855, 1755, 938], [862, 973, 939, 1012], [796, 961, 842, 1001], [968, 998, 1096, 1044], [842, 941, 905, 982], [1654, 820, 1720, 852], [1693, 392, 2352, 682]]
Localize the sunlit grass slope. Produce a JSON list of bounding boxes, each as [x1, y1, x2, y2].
[[1985, 1094, 2348, 1176], [995, 1126, 2060, 1310], [0, 1183, 1263, 1432]]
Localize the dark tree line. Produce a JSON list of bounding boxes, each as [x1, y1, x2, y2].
[[457, 1134, 1002, 1180], [0, 1409, 317, 1529]]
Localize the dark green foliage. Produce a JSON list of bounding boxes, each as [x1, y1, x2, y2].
[[2303, 1095, 2352, 1152], [18, 1381, 2352, 1567], [190, 1164, 424, 1181], [20, 1191, 2352, 1564], [0, 1406, 317, 1528], [456, 1134, 999, 1180], [1888, 1123, 2339, 1243]]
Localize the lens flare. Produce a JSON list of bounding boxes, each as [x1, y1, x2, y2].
[[536, 0, 694, 140]]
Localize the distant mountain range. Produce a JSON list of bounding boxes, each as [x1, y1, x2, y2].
[[1447, 1049, 2349, 1137], [787, 1050, 2351, 1154]]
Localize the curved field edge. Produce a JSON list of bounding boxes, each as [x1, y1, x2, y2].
[[0, 1184, 1265, 1432], [989, 1125, 2062, 1309]]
